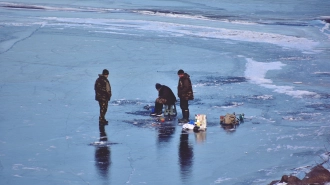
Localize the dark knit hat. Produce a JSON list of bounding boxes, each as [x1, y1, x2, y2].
[[177, 69, 184, 75], [102, 69, 109, 75], [155, 83, 162, 89]]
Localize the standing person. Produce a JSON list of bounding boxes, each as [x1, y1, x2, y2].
[[177, 69, 194, 123], [151, 83, 176, 117], [95, 69, 112, 124]]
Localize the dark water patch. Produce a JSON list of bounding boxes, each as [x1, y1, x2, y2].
[[143, 104, 154, 111], [240, 94, 275, 105], [136, 9, 190, 15], [248, 95, 274, 101], [209, 100, 244, 109], [197, 76, 246, 86], [123, 118, 156, 127], [204, 14, 236, 20], [306, 103, 330, 111], [126, 110, 151, 116], [123, 117, 176, 128], [291, 150, 323, 157], [282, 111, 321, 121], [89, 141, 120, 146], [222, 101, 244, 108], [279, 55, 314, 61], [1, 4, 46, 10], [134, 9, 237, 21], [209, 94, 273, 109], [320, 17, 330, 23], [259, 21, 308, 27], [111, 99, 150, 106], [313, 72, 330, 77]]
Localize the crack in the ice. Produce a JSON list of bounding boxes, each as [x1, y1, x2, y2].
[[125, 144, 135, 184], [0, 24, 42, 54]]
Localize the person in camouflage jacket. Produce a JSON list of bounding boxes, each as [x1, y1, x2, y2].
[[177, 69, 194, 123], [95, 69, 112, 124]]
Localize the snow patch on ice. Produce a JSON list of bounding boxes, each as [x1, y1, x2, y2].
[[267, 145, 320, 152], [0, 2, 116, 12], [214, 177, 232, 183], [134, 10, 257, 25], [245, 58, 317, 98], [319, 17, 330, 39], [250, 95, 274, 100], [40, 17, 318, 51], [12, 164, 47, 171]]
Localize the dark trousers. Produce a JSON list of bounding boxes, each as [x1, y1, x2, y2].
[[180, 99, 188, 111], [98, 101, 108, 121], [180, 99, 189, 120], [154, 98, 167, 113]]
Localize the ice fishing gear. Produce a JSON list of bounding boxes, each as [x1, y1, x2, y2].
[[182, 114, 207, 132], [220, 112, 244, 125]]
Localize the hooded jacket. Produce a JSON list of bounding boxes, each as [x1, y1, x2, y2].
[[94, 74, 112, 102], [158, 85, 177, 105], [177, 73, 194, 100]]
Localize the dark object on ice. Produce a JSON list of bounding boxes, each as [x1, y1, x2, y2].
[[269, 165, 330, 185], [193, 126, 200, 132], [95, 69, 112, 124], [143, 105, 151, 110], [321, 18, 330, 23], [280, 175, 302, 185], [151, 83, 177, 117], [177, 69, 194, 123], [302, 165, 330, 184], [220, 113, 244, 125], [220, 113, 244, 132]]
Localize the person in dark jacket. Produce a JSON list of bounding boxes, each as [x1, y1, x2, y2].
[[151, 83, 176, 117], [177, 69, 194, 123], [95, 69, 112, 124]]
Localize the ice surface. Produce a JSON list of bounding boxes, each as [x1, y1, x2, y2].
[[0, 0, 330, 185]]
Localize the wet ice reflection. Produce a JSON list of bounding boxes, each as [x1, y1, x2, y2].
[[157, 123, 176, 144], [178, 131, 194, 182], [94, 124, 111, 179]]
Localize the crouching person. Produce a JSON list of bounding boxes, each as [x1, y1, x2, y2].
[[151, 83, 176, 117]]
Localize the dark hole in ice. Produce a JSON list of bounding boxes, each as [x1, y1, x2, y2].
[[197, 76, 247, 86]]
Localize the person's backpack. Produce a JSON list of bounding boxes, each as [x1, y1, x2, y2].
[[222, 113, 238, 125]]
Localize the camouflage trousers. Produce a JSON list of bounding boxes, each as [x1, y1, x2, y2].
[[154, 98, 167, 113], [156, 98, 167, 104], [98, 101, 108, 121]]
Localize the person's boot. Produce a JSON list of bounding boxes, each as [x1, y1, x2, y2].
[[183, 109, 189, 123], [178, 110, 185, 123], [178, 110, 189, 123]]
